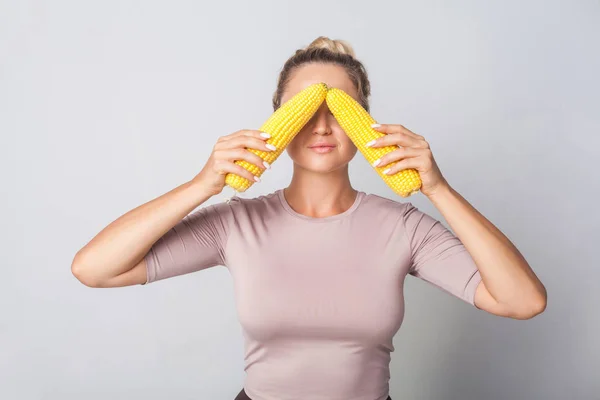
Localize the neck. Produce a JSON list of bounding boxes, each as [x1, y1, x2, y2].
[[283, 164, 358, 218]]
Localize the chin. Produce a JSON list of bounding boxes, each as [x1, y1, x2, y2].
[[301, 159, 350, 173]]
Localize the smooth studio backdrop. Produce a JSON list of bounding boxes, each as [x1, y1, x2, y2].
[[1, 1, 598, 399]]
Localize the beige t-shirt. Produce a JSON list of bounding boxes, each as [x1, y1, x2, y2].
[[144, 188, 482, 400]]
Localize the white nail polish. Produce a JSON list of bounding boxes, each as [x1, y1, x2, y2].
[[254, 176, 260, 182], [263, 161, 270, 169], [266, 144, 276, 151], [372, 159, 381, 167], [260, 132, 271, 138], [383, 168, 391, 175], [366, 140, 376, 147], [371, 124, 381, 128]]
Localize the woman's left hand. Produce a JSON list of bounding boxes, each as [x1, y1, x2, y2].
[[367, 123, 449, 198]]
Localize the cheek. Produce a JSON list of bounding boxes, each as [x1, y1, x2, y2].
[[288, 133, 303, 148], [347, 144, 359, 158], [339, 133, 356, 149], [338, 135, 358, 159]]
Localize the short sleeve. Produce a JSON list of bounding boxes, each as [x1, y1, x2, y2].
[[403, 202, 482, 305], [143, 203, 230, 284]]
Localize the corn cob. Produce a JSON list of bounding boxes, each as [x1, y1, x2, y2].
[[326, 87, 422, 197], [225, 82, 328, 193]]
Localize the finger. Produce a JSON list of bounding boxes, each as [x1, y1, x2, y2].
[[217, 135, 276, 153], [371, 123, 417, 137], [381, 157, 423, 176], [220, 129, 271, 142], [371, 147, 423, 168], [367, 131, 425, 149], [214, 159, 261, 183], [221, 148, 270, 172]]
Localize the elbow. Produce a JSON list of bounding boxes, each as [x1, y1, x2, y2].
[[512, 288, 548, 320], [71, 252, 102, 288], [514, 299, 546, 320]]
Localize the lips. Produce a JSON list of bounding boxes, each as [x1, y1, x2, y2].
[[308, 143, 336, 148]]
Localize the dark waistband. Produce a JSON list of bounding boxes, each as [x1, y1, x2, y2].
[[235, 388, 392, 400]]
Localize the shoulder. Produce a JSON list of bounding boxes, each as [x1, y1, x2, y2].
[[361, 191, 415, 215], [209, 190, 280, 218], [360, 192, 433, 231], [223, 190, 279, 208]]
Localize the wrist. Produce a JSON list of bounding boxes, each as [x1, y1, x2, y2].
[[186, 179, 217, 203], [425, 181, 453, 203]]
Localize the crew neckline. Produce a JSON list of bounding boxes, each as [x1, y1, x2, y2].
[[277, 188, 365, 222]]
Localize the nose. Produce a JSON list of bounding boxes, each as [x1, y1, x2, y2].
[[311, 103, 332, 135]]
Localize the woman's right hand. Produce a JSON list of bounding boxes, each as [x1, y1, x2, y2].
[[192, 129, 275, 196]]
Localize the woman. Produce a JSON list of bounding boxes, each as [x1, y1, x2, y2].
[[71, 36, 547, 400]]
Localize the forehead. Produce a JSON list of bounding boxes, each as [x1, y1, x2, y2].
[[281, 63, 358, 103]]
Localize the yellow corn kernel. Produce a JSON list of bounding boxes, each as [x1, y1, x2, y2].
[[225, 82, 328, 192], [326, 88, 422, 197]]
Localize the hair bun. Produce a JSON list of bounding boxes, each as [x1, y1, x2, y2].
[[305, 36, 356, 58]]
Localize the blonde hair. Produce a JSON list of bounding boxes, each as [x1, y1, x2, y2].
[[306, 36, 357, 57], [272, 36, 371, 112]]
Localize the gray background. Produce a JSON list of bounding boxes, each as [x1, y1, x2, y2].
[[1, 0, 598, 399]]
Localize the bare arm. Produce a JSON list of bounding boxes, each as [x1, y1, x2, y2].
[[366, 123, 546, 319], [70, 129, 275, 288], [71, 180, 215, 287], [427, 185, 547, 319]]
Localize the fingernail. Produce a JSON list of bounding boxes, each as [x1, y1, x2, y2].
[[266, 144, 276, 151], [372, 158, 381, 167], [263, 161, 270, 169], [260, 132, 271, 138], [365, 140, 376, 147], [383, 168, 391, 175], [371, 124, 381, 128], [254, 175, 261, 182]]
